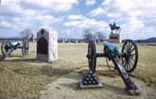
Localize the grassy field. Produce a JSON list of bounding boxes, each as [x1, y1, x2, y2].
[[132, 44, 156, 86], [0, 42, 156, 99]]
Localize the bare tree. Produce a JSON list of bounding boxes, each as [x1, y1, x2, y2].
[[95, 32, 106, 43], [83, 29, 94, 42], [29, 33, 34, 41], [19, 29, 33, 40]]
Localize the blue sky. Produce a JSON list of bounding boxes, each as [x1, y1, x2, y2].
[[0, 0, 156, 40]]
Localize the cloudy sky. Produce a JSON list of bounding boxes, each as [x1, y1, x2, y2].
[[0, 0, 156, 40]]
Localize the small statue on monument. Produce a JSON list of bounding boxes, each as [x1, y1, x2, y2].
[[109, 22, 121, 34], [109, 22, 121, 43]]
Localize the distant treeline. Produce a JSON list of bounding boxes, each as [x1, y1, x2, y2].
[[135, 37, 156, 43], [1, 37, 156, 43]]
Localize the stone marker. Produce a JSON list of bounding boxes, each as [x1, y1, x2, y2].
[[109, 33, 121, 43], [37, 28, 58, 62]]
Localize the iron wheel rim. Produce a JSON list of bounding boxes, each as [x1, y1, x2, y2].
[[87, 40, 96, 73], [121, 39, 138, 73]]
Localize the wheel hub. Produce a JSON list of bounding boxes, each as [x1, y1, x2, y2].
[[4, 45, 11, 52]]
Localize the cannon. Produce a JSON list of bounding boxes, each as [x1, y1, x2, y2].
[[0, 37, 29, 59], [80, 39, 140, 95], [87, 39, 138, 73]]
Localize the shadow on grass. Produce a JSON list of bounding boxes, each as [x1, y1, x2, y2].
[[14, 65, 72, 77], [58, 67, 119, 82], [1, 57, 49, 64], [79, 69, 119, 78], [0, 54, 24, 61]]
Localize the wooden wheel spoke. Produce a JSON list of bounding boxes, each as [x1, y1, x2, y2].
[[129, 43, 133, 51], [130, 59, 134, 66], [127, 63, 130, 71], [125, 62, 129, 71], [130, 47, 135, 53], [128, 60, 133, 70], [130, 53, 136, 58]]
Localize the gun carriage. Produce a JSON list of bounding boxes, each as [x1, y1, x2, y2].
[[80, 39, 139, 94], [87, 39, 138, 73], [0, 37, 29, 59]]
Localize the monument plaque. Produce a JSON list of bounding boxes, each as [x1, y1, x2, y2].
[[37, 28, 58, 62]]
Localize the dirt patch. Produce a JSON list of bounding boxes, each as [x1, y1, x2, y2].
[[40, 68, 156, 99]]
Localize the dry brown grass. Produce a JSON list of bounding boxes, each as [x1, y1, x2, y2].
[[0, 42, 156, 98]]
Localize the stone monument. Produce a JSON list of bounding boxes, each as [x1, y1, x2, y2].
[[37, 28, 58, 62], [109, 34, 121, 43], [109, 22, 121, 43]]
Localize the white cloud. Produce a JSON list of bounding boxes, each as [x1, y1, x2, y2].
[[87, 0, 156, 39], [0, 0, 78, 16], [89, 7, 107, 16], [120, 17, 146, 39], [0, 20, 15, 28], [107, 12, 121, 18], [0, 0, 63, 34], [35, 15, 61, 26], [129, 17, 145, 28], [23, 0, 78, 11], [0, 14, 61, 32], [129, 10, 144, 17], [121, 17, 145, 33], [64, 16, 110, 38], [102, 0, 112, 6], [113, 0, 156, 39], [68, 15, 85, 20], [115, 0, 156, 17], [0, 0, 156, 39], [0, 0, 23, 16], [1, 0, 21, 5], [86, 0, 96, 6], [65, 15, 108, 31], [114, 0, 135, 11], [91, 0, 156, 18]]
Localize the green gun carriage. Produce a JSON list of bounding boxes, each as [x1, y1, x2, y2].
[[80, 39, 140, 94], [0, 37, 29, 59]]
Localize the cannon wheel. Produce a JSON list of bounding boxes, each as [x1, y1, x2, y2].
[[1, 41, 12, 58], [87, 40, 96, 73], [121, 40, 138, 73], [22, 41, 29, 56]]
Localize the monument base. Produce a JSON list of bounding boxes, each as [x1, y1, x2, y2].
[[37, 54, 50, 62], [109, 33, 121, 43]]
